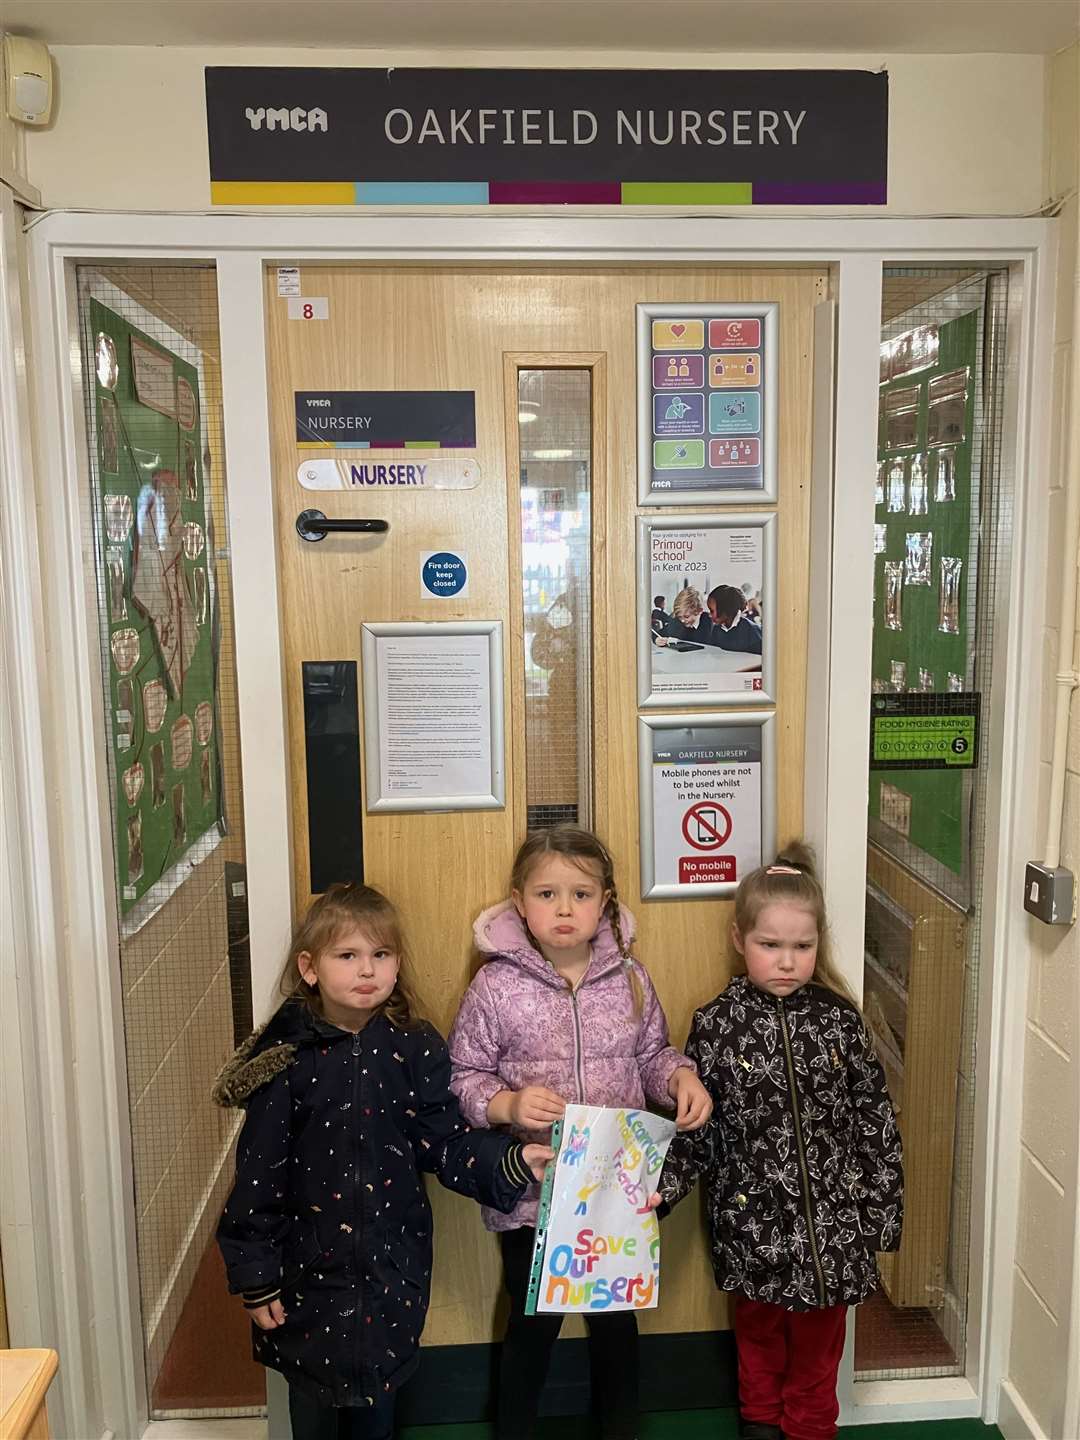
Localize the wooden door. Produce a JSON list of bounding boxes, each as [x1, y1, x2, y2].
[[265, 263, 826, 1346]]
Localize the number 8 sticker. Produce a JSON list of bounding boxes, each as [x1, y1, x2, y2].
[[287, 297, 329, 321]]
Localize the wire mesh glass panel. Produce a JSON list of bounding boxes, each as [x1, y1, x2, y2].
[[518, 369, 593, 830], [76, 263, 262, 1418], [855, 266, 1009, 1380]]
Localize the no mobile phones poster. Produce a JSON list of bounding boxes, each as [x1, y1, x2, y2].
[[643, 720, 769, 896]]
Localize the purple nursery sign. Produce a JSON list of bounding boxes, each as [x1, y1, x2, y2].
[[207, 67, 888, 207]]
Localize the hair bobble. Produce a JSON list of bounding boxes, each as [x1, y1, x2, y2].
[[765, 864, 802, 876]]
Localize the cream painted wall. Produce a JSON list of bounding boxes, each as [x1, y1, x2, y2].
[[1002, 40, 1080, 1440], [24, 46, 1048, 216]]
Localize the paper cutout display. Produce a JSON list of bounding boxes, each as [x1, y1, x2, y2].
[[122, 762, 144, 807], [170, 714, 194, 770], [92, 297, 221, 917], [106, 547, 127, 619], [131, 472, 198, 699], [101, 395, 119, 473], [110, 627, 140, 674], [194, 700, 214, 744], [127, 813, 144, 881], [527, 1106, 674, 1315], [150, 743, 166, 807], [143, 678, 168, 732], [105, 493, 133, 542], [184, 439, 199, 500], [182, 521, 205, 559], [96, 333, 118, 390], [177, 376, 198, 430], [172, 782, 187, 845]]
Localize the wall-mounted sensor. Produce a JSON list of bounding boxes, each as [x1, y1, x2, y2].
[[4, 35, 53, 126]]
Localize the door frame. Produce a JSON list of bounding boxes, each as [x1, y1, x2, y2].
[[13, 208, 1055, 1438]]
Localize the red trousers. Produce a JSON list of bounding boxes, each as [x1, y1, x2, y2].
[[734, 1295, 847, 1440]]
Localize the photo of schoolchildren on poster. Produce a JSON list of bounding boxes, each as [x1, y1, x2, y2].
[[637, 513, 776, 707]]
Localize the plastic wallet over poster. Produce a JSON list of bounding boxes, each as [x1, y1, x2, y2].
[[90, 297, 223, 920], [525, 1105, 676, 1315], [638, 711, 777, 898], [637, 302, 778, 506], [637, 512, 776, 707]]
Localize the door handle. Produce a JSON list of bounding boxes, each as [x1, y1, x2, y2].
[[295, 508, 390, 543]]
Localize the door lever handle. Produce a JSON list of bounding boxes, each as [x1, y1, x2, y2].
[[296, 508, 390, 543]]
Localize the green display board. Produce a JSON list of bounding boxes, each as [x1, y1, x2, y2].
[[869, 305, 979, 877], [91, 298, 222, 915]]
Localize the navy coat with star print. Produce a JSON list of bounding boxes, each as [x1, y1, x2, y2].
[[215, 1001, 530, 1408]]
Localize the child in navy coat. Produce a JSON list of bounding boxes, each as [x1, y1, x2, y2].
[[215, 883, 551, 1440]]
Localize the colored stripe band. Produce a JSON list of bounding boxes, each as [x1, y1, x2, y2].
[[297, 441, 461, 451], [214, 180, 885, 208], [489, 182, 621, 205], [211, 181, 356, 205], [622, 182, 753, 205], [752, 180, 888, 205], [354, 181, 490, 204]]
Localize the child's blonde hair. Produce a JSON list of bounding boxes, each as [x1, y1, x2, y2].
[[731, 840, 858, 1008], [671, 586, 704, 624], [278, 882, 419, 1029], [508, 826, 645, 1017]]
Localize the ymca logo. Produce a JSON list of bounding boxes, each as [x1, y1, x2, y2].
[[245, 106, 328, 132]]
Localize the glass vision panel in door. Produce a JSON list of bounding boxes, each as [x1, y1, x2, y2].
[[76, 262, 261, 1418], [518, 369, 594, 830], [856, 266, 1009, 1382]]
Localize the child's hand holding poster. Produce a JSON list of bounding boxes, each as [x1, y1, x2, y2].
[[525, 1105, 676, 1315]]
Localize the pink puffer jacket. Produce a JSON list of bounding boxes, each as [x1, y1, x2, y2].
[[448, 900, 693, 1231]]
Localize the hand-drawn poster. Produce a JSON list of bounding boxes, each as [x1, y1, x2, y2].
[[90, 297, 222, 920], [526, 1106, 675, 1315]]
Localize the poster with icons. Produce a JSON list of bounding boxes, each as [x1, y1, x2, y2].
[[637, 303, 778, 505]]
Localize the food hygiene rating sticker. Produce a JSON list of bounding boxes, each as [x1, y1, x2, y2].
[[869, 693, 980, 770]]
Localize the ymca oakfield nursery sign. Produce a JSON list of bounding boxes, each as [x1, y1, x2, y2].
[[205, 67, 888, 207]]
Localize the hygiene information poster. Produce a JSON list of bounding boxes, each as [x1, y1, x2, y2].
[[526, 1106, 675, 1315], [637, 303, 778, 505], [639, 714, 776, 898]]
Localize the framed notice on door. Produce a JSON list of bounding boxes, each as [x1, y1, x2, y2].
[[361, 621, 505, 812], [637, 302, 778, 505], [638, 712, 776, 898]]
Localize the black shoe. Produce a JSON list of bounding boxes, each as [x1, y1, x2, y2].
[[738, 1423, 783, 1440]]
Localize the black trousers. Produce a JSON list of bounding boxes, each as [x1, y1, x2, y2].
[[288, 1384, 395, 1440], [497, 1226, 639, 1440]]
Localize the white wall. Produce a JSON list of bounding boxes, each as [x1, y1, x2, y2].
[[25, 46, 1048, 216], [1000, 40, 1080, 1440]]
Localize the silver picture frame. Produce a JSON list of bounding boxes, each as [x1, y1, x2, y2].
[[637, 511, 777, 708], [361, 620, 505, 812], [637, 301, 779, 506], [638, 710, 777, 899]]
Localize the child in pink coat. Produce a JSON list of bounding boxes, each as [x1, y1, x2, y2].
[[449, 825, 712, 1440]]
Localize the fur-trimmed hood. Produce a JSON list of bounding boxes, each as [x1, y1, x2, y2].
[[212, 1000, 335, 1108]]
